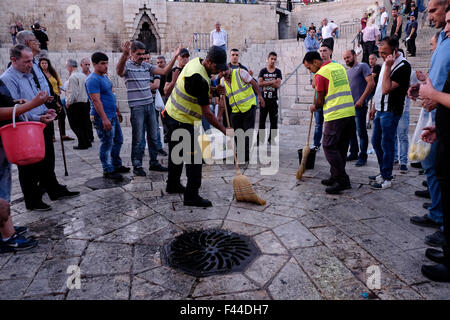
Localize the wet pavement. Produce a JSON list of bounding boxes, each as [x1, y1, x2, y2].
[[1, 124, 449, 300]]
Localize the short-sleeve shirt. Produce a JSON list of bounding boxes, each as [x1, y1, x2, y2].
[[346, 62, 372, 103], [122, 60, 156, 107], [314, 61, 332, 96], [406, 21, 418, 37], [372, 64, 382, 86], [258, 67, 282, 100], [166, 67, 183, 84], [86, 73, 117, 119]]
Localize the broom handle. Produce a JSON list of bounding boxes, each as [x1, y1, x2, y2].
[[221, 95, 241, 174], [306, 89, 317, 148]]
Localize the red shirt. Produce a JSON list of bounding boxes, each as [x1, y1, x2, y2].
[[314, 60, 331, 96]]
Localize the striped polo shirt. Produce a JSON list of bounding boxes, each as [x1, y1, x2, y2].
[[123, 60, 155, 107]]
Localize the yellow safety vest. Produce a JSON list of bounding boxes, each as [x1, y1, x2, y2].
[[221, 69, 256, 113], [166, 57, 210, 125], [316, 62, 355, 122]]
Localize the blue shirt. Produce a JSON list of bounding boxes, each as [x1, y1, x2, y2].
[[298, 26, 307, 35], [428, 30, 450, 91], [304, 35, 320, 52], [0, 66, 48, 122], [86, 73, 117, 119]]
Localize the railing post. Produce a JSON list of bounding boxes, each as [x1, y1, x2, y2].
[[295, 68, 299, 104]]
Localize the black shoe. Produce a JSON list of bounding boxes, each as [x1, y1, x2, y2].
[[48, 188, 80, 201], [346, 154, 358, 161], [103, 172, 123, 181], [425, 231, 447, 247], [149, 163, 168, 172], [411, 162, 423, 169], [133, 167, 146, 177], [73, 146, 89, 150], [14, 226, 28, 236], [355, 158, 367, 167], [158, 149, 168, 156], [421, 264, 450, 282], [321, 178, 336, 186], [166, 183, 186, 194], [425, 248, 446, 264], [325, 182, 351, 194], [410, 215, 442, 229], [423, 202, 432, 210], [114, 166, 131, 174], [415, 190, 431, 199], [184, 196, 213, 207], [422, 181, 428, 188], [27, 201, 52, 211]]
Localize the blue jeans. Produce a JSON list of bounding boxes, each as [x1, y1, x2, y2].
[[140, 110, 163, 152], [94, 116, 123, 173], [313, 108, 324, 148], [371, 111, 401, 180], [380, 25, 387, 40], [0, 145, 11, 202], [218, 44, 226, 52], [349, 105, 368, 161], [130, 103, 159, 168], [422, 141, 444, 225], [394, 110, 410, 165]]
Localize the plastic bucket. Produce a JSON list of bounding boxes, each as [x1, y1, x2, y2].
[[298, 148, 316, 170], [0, 105, 46, 166]]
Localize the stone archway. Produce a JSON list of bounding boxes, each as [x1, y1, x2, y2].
[[132, 10, 161, 54]]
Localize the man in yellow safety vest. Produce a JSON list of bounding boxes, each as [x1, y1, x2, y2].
[[165, 46, 231, 207], [303, 51, 356, 194], [220, 67, 264, 163]]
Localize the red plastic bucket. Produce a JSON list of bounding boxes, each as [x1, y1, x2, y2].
[[0, 105, 46, 166]]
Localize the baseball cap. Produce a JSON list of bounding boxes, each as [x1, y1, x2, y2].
[[207, 46, 228, 71], [180, 48, 190, 57]]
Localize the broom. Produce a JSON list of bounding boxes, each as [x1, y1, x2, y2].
[[221, 95, 266, 206], [296, 91, 316, 180]]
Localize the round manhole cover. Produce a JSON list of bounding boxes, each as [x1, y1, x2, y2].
[[162, 229, 260, 277], [85, 176, 131, 190]]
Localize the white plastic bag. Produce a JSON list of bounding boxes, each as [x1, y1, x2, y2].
[[409, 109, 432, 162], [154, 90, 165, 111]]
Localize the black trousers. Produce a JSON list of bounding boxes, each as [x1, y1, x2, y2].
[[166, 113, 202, 199], [258, 99, 278, 144], [18, 122, 63, 207], [436, 139, 450, 266], [231, 105, 256, 162], [362, 40, 376, 64], [323, 37, 334, 51], [297, 34, 306, 41], [67, 102, 92, 148], [322, 116, 355, 185], [407, 36, 417, 56]]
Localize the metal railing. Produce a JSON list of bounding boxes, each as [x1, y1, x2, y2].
[[278, 60, 305, 123], [192, 33, 210, 52]]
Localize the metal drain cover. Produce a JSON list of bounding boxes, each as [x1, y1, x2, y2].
[[162, 229, 260, 277], [85, 176, 131, 190]]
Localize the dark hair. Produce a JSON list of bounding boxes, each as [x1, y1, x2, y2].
[[320, 42, 333, 51], [9, 44, 32, 59], [446, 4, 450, 12], [39, 57, 61, 86], [156, 56, 166, 61], [131, 40, 146, 53], [298, 22, 301, 25], [303, 51, 321, 64], [91, 52, 109, 64], [381, 36, 399, 51], [268, 51, 277, 58], [144, 50, 149, 55], [231, 48, 239, 52], [392, 5, 399, 11]]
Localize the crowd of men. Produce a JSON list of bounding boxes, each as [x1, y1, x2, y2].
[[0, 1, 449, 283]]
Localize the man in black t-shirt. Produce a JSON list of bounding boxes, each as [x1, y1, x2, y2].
[[406, 13, 418, 57], [258, 52, 282, 145], [32, 23, 48, 51], [164, 48, 190, 97]]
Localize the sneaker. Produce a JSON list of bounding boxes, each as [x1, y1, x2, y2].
[[14, 226, 28, 236], [370, 179, 392, 190], [355, 158, 367, 167], [149, 163, 168, 172], [399, 164, 408, 174], [368, 174, 383, 184], [133, 167, 147, 177], [114, 166, 131, 174], [1, 233, 38, 251], [184, 196, 213, 207], [158, 149, 168, 156], [103, 172, 124, 181], [425, 230, 447, 247], [415, 190, 431, 199], [421, 264, 450, 282], [410, 215, 442, 229], [312, 145, 320, 151]]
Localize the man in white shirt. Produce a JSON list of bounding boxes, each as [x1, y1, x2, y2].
[[380, 5, 389, 39], [321, 18, 338, 50], [210, 21, 228, 52]]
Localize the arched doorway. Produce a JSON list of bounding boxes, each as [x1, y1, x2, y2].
[[138, 21, 158, 53]]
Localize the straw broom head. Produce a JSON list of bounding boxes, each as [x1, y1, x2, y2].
[[233, 173, 266, 206], [296, 145, 310, 180]]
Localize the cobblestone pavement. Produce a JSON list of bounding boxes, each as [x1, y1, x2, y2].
[[1, 124, 449, 300]]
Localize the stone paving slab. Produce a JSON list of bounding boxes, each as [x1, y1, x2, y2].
[[1, 125, 449, 300]]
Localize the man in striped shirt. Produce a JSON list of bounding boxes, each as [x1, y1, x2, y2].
[[116, 40, 181, 176]]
